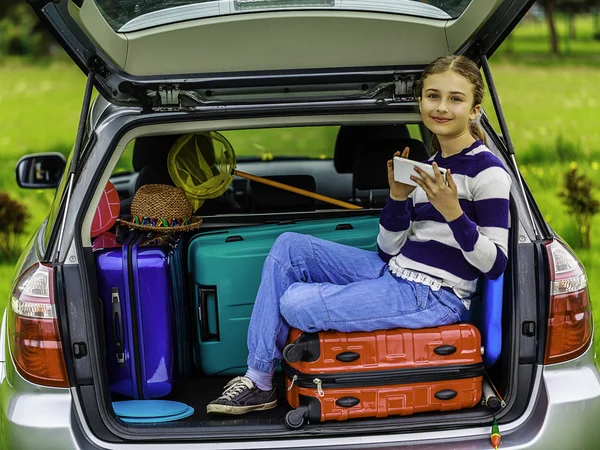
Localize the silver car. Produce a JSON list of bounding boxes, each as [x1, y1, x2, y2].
[[2, 0, 599, 448]]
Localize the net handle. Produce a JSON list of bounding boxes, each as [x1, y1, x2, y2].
[[233, 170, 363, 210]]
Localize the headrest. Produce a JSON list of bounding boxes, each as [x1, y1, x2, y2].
[[250, 175, 316, 213], [352, 138, 430, 191], [132, 135, 180, 172], [135, 165, 175, 192], [334, 125, 411, 174]]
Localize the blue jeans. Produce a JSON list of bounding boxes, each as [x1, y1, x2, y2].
[[247, 232, 466, 373]]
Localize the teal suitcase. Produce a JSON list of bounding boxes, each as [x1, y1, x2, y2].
[[187, 216, 380, 375]]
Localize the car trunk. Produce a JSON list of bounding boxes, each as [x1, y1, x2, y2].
[[84, 170, 525, 440]]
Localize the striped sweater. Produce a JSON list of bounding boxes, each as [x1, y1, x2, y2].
[[377, 140, 512, 305]]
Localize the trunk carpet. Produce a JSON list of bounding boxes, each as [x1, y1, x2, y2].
[[163, 373, 290, 425]]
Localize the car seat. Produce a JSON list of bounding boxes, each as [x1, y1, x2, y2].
[[333, 124, 411, 174], [120, 135, 180, 215], [351, 137, 430, 206], [120, 134, 240, 216]]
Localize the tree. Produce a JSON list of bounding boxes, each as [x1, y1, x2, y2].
[[540, 0, 560, 53], [0, 0, 20, 19], [559, 168, 600, 249], [537, 0, 598, 53], [0, 193, 29, 261]]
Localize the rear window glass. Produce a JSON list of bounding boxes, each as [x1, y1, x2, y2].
[[112, 124, 422, 174], [95, 0, 471, 32], [109, 124, 423, 216]]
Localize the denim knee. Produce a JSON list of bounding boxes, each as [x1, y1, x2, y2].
[[270, 232, 311, 263], [280, 283, 326, 332]]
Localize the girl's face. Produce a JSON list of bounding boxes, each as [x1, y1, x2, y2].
[[418, 70, 481, 141]]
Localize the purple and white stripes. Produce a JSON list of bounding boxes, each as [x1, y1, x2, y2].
[[377, 141, 512, 302]]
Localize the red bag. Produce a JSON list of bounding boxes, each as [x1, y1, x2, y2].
[[91, 181, 120, 237]]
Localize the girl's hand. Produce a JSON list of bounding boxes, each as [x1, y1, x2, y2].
[[387, 147, 417, 201], [411, 163, 463, 222]]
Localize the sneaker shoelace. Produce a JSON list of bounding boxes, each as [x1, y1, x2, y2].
[[219, 376, 254, 401]]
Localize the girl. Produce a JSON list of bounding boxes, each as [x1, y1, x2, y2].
[[207, 55, 512, 416]]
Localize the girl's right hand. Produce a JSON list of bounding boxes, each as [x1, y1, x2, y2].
[[387, 147, 417, 201]]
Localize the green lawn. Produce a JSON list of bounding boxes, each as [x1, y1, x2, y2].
[[1, 14, 600, 358]]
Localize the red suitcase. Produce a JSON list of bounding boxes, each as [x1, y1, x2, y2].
[[282, 324, 483, 428]]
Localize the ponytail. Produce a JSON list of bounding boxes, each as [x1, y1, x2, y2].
[[469, 120, 487, 146]]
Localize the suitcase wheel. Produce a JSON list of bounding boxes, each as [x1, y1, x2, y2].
[[285, 406, 308, 429], [283, 343, 306, 363]]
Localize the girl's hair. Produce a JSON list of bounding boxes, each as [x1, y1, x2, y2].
[[415, 55, 487, 152]]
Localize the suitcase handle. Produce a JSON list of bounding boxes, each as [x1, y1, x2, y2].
[[111, 288, 125, 366], [198, 286, 220, 341], [335, 351, 360, 362], [433, 345, 457, 356]]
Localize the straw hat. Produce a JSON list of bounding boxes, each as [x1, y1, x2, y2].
[[119, 184, 203, 233]]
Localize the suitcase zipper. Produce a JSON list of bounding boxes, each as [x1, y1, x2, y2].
[[313, 378, 324, 397], [283, 362, 484, 389], [287, 375, 298, 391]]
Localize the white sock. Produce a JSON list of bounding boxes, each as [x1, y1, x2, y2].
[[245, 367, 275, 391]]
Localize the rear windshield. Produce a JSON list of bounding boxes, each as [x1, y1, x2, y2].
[[113, 124, 422, 174], [95, 0, 471, 32]]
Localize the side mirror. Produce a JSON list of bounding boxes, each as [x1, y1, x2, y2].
[[16, 153, 67, 189]]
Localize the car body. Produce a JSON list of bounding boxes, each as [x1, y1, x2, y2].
[[2, 0, 599, 448]]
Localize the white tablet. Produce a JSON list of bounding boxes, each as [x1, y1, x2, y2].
[[393, 157, 447, 187]]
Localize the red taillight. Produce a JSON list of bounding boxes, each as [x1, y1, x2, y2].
[[7, 263, 69, 387], [544, 240, 593, 364]]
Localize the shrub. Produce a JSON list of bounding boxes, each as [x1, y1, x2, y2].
[[559, 167, 600, 249], [0, 5, 45, 56], [0, 192, 29, 261]]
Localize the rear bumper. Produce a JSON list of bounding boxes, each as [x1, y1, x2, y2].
[[1, 305, 599, 450]]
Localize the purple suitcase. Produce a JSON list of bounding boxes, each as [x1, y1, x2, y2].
[[95, 232, 178, 399]]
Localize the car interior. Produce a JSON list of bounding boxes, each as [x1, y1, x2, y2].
[[89, 121, 519, 434]]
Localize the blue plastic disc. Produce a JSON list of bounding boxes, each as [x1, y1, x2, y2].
[[113, 400, 190, 419], [119, 406, 195, 423]]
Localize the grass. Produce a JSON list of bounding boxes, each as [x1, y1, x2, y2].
[[1, 14, 600, 358], [482, 64, 600, 158]]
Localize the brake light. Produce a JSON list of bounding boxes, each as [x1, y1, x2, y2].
[[544, 240, 593, 364], [7, 263, 69, 387]]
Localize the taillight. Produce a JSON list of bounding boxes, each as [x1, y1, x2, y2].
[[544, 240, 593, 364], [7, 263, 69, 387]]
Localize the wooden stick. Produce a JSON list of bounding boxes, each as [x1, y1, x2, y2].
[[233, 170, 363, 210]]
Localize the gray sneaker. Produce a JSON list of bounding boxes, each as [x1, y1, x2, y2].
[[206, 376, 277, 415]]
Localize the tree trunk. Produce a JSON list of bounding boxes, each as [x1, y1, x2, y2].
[[545, 0, 560, 54], [569, 12, 576, 41], [582, 220, 591, 250]]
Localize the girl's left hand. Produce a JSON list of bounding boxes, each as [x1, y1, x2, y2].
[[411, 162, 463, 222]]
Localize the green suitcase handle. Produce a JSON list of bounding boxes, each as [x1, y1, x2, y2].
[[198, 286, 220, 342]]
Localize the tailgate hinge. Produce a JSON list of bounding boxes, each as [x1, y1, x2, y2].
[[89, 56, 110, 79], [158, 86, 181, 107], [393, 74, 416, 102]]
